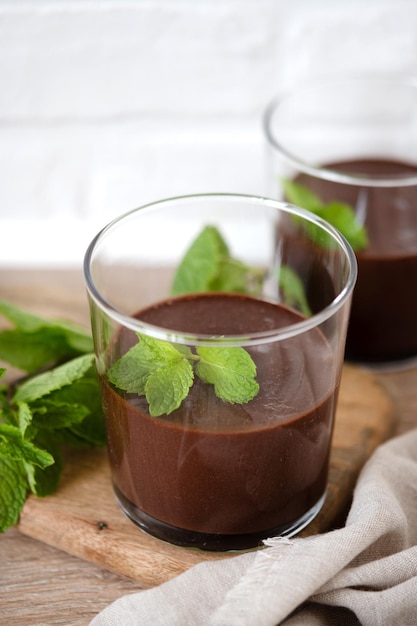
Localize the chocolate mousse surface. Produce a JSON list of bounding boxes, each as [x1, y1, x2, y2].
[[101, 293, 338, 550]]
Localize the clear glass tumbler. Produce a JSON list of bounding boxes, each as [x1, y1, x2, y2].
[[84, 193, 356, 551], [264, 76, 417, 365]]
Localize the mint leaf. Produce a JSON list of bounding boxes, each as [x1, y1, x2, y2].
[[108, 335, 193, 397], [171, 225, 258, 296], [0, 300, 92, 348], [282, 179, 368, 251], [0, 299, 93, 373], [0, 423, 54, 469], [0, 300, 55, 331], [277, 265, 312, 317], [0, 455, 27, 532], [25, 458, 62, 497], [109, 334, 259, 416], [108, 344, 150, 394], [195, 346, 259, 403], [48, 376, 106, 447], [145, 357, 194, 416], [13, 354, 95, 403], [0, 329, 70, 373], [109, 335, 194, 416], [208, 258, 251, 293], [24, 432, 63, 497], [321, 201, 368, 251], [30, 400, 90, 431], [16, 401, 33, 437], [172, 226, 228, 295]]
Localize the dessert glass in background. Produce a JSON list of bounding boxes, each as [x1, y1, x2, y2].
[[84, 193, 356, 551], [264, 76, 417, 366]]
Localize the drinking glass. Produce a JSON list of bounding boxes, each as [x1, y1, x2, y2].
[[84, 193, 356, 551], [264, 76, 417, 365]]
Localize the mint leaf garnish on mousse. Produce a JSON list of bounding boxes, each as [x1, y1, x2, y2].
[[108, 225, 264, 416], [108, 334, 260, 417], [282, 179, 369, 251], [109, 219, 331, 415]]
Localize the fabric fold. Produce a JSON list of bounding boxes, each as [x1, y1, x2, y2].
[[90, 429, 417, 626]]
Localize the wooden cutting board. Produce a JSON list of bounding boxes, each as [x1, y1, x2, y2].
[[16, 363, 396, 588]]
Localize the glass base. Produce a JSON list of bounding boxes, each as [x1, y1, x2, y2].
[[114, 485, 326, 552]]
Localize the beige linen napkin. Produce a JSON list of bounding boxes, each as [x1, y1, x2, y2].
[[90, 429, 417, 626]]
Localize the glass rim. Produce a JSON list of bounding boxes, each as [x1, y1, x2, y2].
[[83, 192, 357, 346], [263, 74, 417, 188]]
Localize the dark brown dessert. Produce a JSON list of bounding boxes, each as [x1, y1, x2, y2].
[[295, 158, 417, 363], [101, 293, 338, 551]]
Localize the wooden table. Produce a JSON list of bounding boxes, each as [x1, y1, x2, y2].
[[1, 269, 416, 626]]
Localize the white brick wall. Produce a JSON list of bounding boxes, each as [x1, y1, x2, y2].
[[1, 0, 417, 265]]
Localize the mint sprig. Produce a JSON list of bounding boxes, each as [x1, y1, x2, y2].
[[0, 301, 105, 533], [282, 179, 368, 251], [171, 226, 263, 296], [172, 224, 312, 317], [108, 334, 259, 417]]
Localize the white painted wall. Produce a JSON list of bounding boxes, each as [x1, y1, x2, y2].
[[1, 0, 417, 266]]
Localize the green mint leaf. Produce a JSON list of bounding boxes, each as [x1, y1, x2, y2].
[[48, 376, 107, 446], [49, 318, 94, 354], [171, 225, 229, 295], [24, 433, 63, 497], [195, 346, 259, 404], [108, 343, 155, 395], [0, 299, 93, 373], [64, 413, 107, 448], [145, 357, 194, 416], [0, 300, 53, 331], [13, 354, 95, 403], [109, 334, 259, 415], [277, 266, 312, 317], [25, 459, 62, 497], [0, 423, 54, 469], [0, 455, 27, 532], [108, 335, 193, 395], [0, 328, 68, 373], [17, 401, 33, 437], [171, 225, 257, 295], [208, 258, 250, 293], [30, 400, 90, 431], [109, 334, 194, 416], [321, 201, 369, 251], [282, 179, 323, 213], [0, 299, 92, 347], [282, 178, 368, 251]]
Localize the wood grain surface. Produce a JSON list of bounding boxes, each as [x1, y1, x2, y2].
[[0, 269, 416, 626]]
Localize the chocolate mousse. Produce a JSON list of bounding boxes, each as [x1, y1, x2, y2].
[[295, 158, 417, 363], [101, 293, 337, 550]]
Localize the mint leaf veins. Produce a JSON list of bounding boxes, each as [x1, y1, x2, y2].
[[108, 334, 259, 417], [282, 179, 368, 251]]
